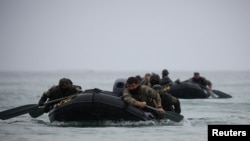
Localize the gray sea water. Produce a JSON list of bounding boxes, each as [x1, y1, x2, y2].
[[0, 71, 250, 141]]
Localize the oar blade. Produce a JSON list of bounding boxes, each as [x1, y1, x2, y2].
[[212, 89, 232, 98], [29, 95, 77, 118], [164, 111, 184, 122], [145, 105, 184, 122], [29, 107, 44, 118], [0, 104, 38, 120]]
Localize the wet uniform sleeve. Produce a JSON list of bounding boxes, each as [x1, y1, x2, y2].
[[152, 87, 162, 104], [122, 88, 136, 105], [38, 86, 56, 106], [38, 92, 48, 106], [154, 91, 162, 106], [145, 86, 162, 107]]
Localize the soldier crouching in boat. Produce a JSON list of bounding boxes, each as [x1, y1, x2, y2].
[[150, 74, 181, 114], [122, 76, 165, 119], [38, 78, 82, 112]]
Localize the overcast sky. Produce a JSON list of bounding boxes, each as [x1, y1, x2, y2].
[[0, 0, 249, 72]]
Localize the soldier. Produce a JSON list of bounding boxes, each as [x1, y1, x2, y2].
[[189, 72, 212, 91], [150, 74, 181, 114], [122, 76, 164, 115], [38, 78, 82, 112], [140, 73, 151, 86], [160, 69, 174, 86]]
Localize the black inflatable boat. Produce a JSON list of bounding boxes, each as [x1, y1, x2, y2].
[[168, 81, 232, 99], [0, 88, 183, 122], [113, 78, 232, 99], [48, 88, 180, 122]]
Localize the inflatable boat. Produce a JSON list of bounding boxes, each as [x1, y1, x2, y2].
[[168, 81, 232, 99], [0, 88, 183, 122], [113, 78, 232, 99], [47, 88, 183, 122]]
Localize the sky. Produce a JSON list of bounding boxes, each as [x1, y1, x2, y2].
[[0, 0, 250, 72]]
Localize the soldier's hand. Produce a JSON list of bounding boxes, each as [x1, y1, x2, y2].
[[157, 108, 165, 114], [137, 101, 146, 108]]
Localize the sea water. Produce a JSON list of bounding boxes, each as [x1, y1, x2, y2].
[[0, 71, 250, 141]]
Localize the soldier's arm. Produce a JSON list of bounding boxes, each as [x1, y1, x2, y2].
[[122, 89, 135, 105], [122, 89, 146, 108], [38, 92, 48, 106]]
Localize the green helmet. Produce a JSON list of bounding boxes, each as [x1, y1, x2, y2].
[[152, 84, 162, 92], [162, 69, 169, 77], [150, 73, 160, 86], [59, 78, 73, 89]]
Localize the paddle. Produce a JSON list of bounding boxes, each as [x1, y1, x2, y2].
[[197, 84, 232, 98], [29, 106, 44, 118], [0, 95, 76, 120], [211, 89, 232, 98], [145, 105, 184, 122], [29, 95, 76, 118], [0, 104, 38, 120]]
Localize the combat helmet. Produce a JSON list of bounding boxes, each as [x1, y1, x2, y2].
[[162, 69, 169, 77], [59, 78, 73, 89]]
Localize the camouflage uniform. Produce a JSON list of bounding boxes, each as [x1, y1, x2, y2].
[[150, 73, 182, 114], [160, 69, 174, 86], [190, 76, 212, 89], [152, 84, 181, 114], [38, 78, 82, 112], [123, 85, 162, 108]]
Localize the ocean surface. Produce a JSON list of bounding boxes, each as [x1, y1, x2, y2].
[[0, 70, 250, 141]]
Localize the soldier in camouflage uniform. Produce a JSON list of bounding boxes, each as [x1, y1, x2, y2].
[[122, 76, 165, 114], [160, 69, 174, 86], [150, 74, 181, 114], [38, 78, 82, 112], [189, 72, 212, 91]]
